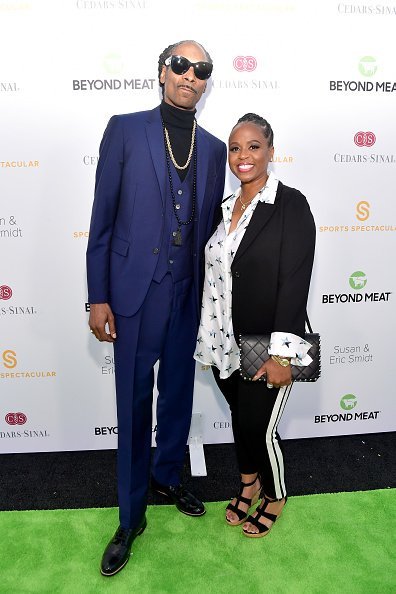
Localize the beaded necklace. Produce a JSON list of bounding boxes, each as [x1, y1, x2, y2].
[[162, 119, 197, 247]]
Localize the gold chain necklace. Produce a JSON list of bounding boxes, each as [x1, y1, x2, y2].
[[239, 194, 254, 210], [239, 182, 268, 210], [164, 120, 197, 170]]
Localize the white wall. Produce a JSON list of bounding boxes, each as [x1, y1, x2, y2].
[[1, 0, 395, 453]]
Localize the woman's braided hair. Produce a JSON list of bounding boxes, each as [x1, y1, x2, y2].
[[235, 113, 274, 147]]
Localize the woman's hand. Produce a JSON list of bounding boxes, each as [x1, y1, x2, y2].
[[253, 357, 292, 387]]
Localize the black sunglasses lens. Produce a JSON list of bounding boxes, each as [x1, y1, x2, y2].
[[194, 62, 212, 80], [171, 56, 190, 75], [170, 56, 212, 80]]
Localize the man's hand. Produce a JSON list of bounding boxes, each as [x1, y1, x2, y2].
[[89, 303, 117, 342], [253, 357, 292, 387]]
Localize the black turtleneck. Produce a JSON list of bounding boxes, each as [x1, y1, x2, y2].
[[160, 101, 196, 181]]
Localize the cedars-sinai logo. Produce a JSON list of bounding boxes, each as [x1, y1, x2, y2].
[[5, 412, 27, 425], [340, 394, 357, 411], [354, 131, 376, 147], [233, 56, 257, 72], [0, 285, 12, 300], [349, 271, 367, 290], [358, 56, 377, 77]]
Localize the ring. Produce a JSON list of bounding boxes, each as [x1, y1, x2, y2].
[[267, 383, 274, 389]]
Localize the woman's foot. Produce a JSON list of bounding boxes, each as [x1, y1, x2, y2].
[[242, 495, 287, 537], [226, 474, 261, 526]]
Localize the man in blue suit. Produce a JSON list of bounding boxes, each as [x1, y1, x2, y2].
[[87, 39, 226, 576]]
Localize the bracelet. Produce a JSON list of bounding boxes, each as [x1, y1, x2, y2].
[[271, 355, 291, 367]]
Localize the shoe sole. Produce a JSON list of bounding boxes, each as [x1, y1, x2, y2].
[[101, 555, 130, 577], [243, 529, 270, 538], [100, 521, 147, 577]]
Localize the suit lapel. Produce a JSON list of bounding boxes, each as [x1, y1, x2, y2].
[[233, 182, 283, 263], [146, 106, 167, 206], [196, 126, 209, 214]]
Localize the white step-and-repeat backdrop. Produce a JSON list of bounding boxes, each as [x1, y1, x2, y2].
[[1, 0, 395, 453]]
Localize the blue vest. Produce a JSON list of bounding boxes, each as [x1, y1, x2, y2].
[[153, 162, 195, 283]]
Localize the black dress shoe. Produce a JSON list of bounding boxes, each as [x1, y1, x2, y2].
[[100, 516, 147, 577], [151, 476, 206, 516]]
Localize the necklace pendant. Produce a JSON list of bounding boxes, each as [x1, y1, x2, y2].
[[173, 227, 183, 246], [241, 204, 246, 210]]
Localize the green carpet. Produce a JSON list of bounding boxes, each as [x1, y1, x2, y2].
[[1, 490, 395, 594]]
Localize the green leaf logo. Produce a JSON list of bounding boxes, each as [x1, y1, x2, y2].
[[349, 271, 367, 290], [340, 394, 357, 410], [358, 56, 377, 77]]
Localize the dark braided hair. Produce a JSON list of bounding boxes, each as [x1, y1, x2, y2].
[[158, 40, 213, 94], [234, 113, 274, 147]]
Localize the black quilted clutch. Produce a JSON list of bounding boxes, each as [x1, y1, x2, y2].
[[239, 332, 321, 382]]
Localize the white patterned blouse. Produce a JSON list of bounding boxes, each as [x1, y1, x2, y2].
[[194, 172, 312, 379]]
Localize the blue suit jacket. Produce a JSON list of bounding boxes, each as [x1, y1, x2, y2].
[[86, 106, 227, 317]]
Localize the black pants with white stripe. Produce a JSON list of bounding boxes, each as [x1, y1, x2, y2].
[[212, 367, 292, 500]]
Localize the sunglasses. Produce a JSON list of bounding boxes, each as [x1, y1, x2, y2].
[[164, 55, 213, 80]]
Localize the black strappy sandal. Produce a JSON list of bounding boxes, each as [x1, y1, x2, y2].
[[225, 476, 261, 526], [243, 495, 287, 537]]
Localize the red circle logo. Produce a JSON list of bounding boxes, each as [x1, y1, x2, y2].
[[354, 131, 376, 147], [5, 412, 27, 425], [0, 285, 12, 300], [233, 56, 257, 72]]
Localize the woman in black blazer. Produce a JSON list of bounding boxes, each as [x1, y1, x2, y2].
[[194, 113, 315, 537]]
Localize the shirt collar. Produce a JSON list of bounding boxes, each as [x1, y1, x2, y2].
[[223, 171, 279, 209], [258, 171, 278, 204]]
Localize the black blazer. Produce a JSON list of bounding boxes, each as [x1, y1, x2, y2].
[[230, 181, 315, 338]]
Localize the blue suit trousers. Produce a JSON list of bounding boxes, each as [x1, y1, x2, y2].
[[113, 273, 198, 529]]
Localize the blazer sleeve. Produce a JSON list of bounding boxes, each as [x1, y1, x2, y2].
[[86, 116, 124, 304], [273, 190, 316, 336]]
